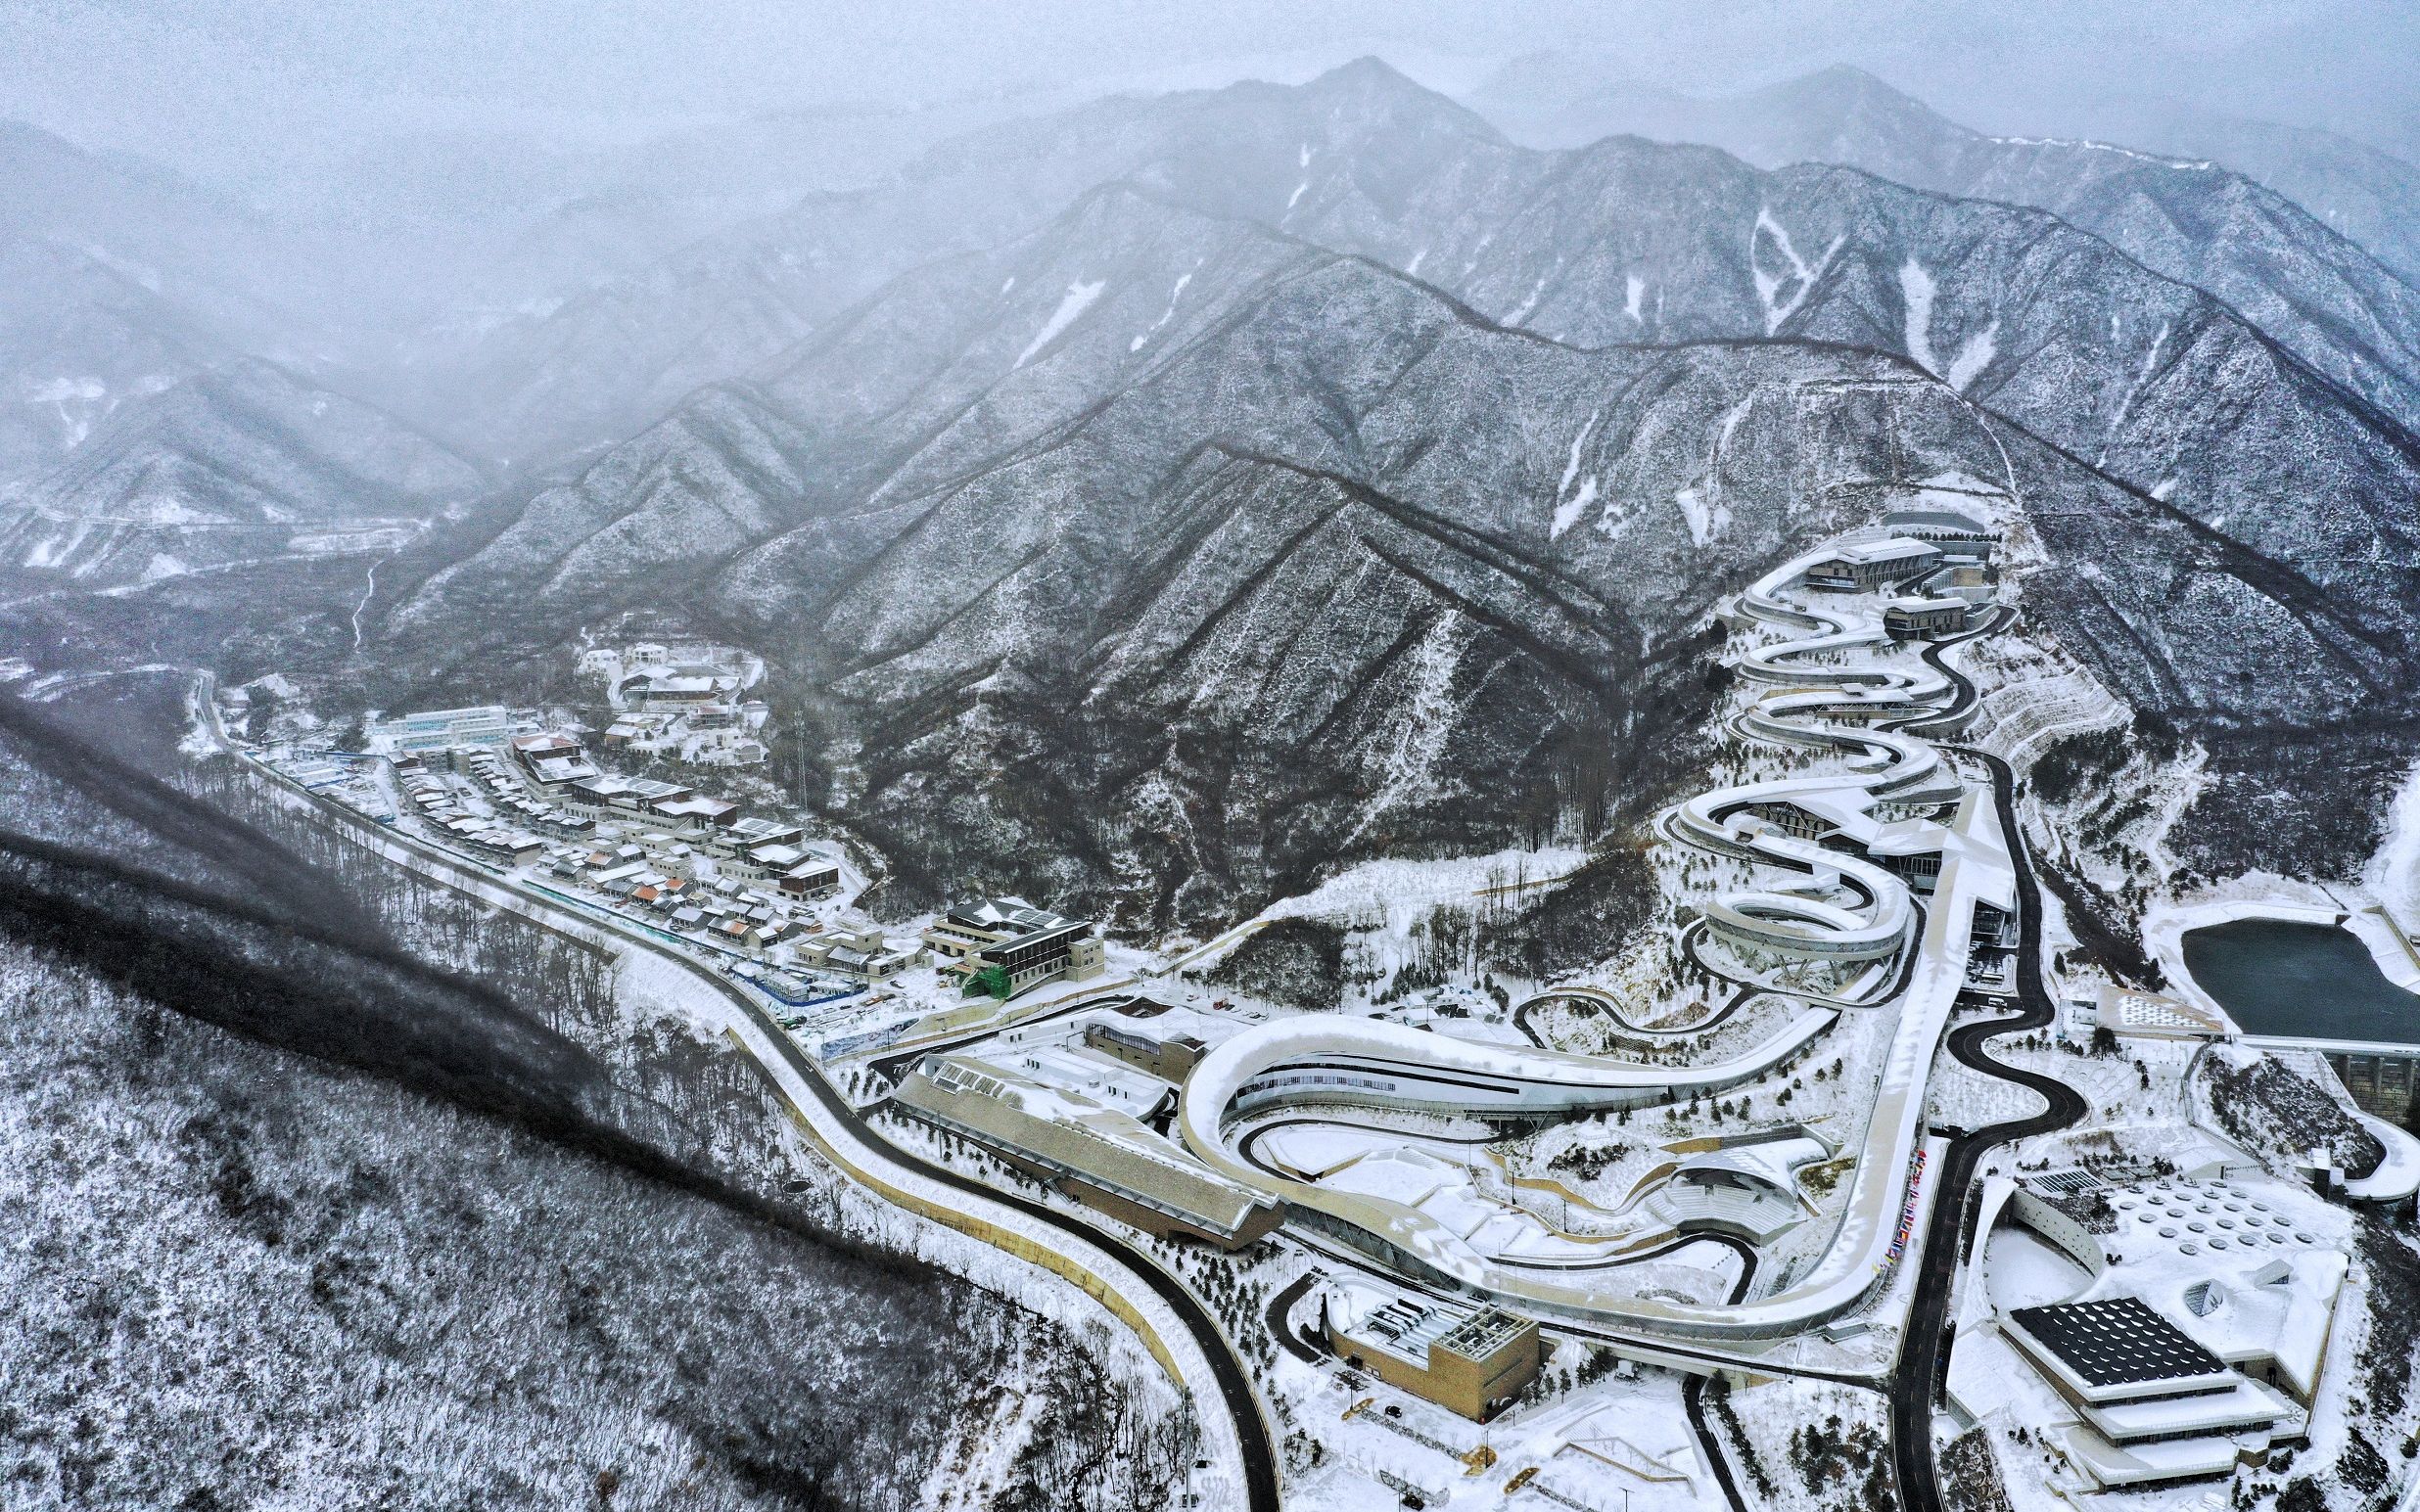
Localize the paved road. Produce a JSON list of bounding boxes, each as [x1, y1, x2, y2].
[[1265, 1272, 1324, 1364], [1683, 1375, 1750, 1512], [204, 688, 1280, 1512], [1885, 736, 2087, 1512]]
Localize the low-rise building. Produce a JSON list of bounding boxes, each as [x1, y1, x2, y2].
[[461, 828, 546, 865], [924, 896, 1106, 996], [510, 732, 600, 789], [724, 840, 807, 882], [778, 861, 843, 899], [1986, 1168, 2349, 1489], [1883, 595, 1971, 640], [2005, 1297, 2302, 1489], [620, 668, 729, 706], [2066, 985, 2229, 1044], [1322, 1285, 1541, 1421], [565, 775, 692, 819], [795, 927, 912, 983], [1084, 1021, 1208, 1081], [647, 794, 740, 834], [707, 816, 806, 858], [369, 705, 516, 755]]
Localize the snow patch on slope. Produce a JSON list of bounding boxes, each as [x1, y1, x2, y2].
[[1624, 274, 1646, 323], [2364, 757, 2420, 922], [1348, 610, 1466, 841], [1551, 408, 1601, 540], [1129, 266, 1197, 352], [1946, 321, 1998, 391], [1675, 484, 1727, 547], [1899, 258, 1940, 376], [1014, 280, 1104, 368], [1507, 274, 1549, 326], [1900, 261, 1995, 391], [1553, 479, 1598, 540], [1751, 209, 1838, 335]]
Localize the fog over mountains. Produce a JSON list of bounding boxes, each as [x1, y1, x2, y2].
[[4, 54, 2417, 935]]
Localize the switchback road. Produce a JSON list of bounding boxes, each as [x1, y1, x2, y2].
[[1885, 738, 2087, 1512]]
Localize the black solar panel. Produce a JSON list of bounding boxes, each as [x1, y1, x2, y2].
[[2009, 1297, 2226, 1387]]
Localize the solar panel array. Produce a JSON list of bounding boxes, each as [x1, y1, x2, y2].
[[2009, 1297, 2227, 1387]]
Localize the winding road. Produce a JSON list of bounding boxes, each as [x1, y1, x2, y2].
[[197, 676, 1280, 1512], [1881, 700, 2089, 1512]]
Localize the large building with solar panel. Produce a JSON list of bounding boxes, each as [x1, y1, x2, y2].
[[1976, 1169, 2351, 1489]]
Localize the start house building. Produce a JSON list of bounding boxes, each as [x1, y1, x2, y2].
[[1800, 536, 1942, 592]]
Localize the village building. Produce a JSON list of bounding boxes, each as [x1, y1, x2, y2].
[[778, 860, 844, 899], [369, 705, 519, 755], [923, 896, 1106, 995]]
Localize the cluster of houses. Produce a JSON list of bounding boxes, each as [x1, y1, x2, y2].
[[576, 641, 773, 768], [365, 703, 1114, 1006], [394, 747, 587, 865], [545, 841, 848, 958]]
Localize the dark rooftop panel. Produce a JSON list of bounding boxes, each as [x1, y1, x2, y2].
[[2009, 1297, 2226, 1388]]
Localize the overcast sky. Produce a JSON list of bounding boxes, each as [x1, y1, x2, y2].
[[5, 0, 2411, 187]]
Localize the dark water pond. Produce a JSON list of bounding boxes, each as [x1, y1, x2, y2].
[[2180, 916, 2420, 1044]]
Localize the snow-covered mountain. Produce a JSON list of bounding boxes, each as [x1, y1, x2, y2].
[[382, 163, 2414, 923], [19, 358, 482, 527], [2063, 106, 2420, 288], [0, 121, 349, 485], [395, 63, 1519, 465], [1460, 62, 2420, 439], [6, 60, 2417, 925], [0, 237, 226, 481], [0, 359, 482, 591]]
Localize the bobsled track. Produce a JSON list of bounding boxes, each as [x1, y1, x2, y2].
[[1178, 539, 2018, 1352]]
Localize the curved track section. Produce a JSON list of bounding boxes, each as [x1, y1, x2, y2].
[[1177, 539, 2018, 1349]]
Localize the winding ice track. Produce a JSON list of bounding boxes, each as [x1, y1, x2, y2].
[[1178, 542, 2019, 1352]]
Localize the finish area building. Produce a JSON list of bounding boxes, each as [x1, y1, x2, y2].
[[1322, 1283, 1541, 1421], [894, 1052, 1281, 1249]]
